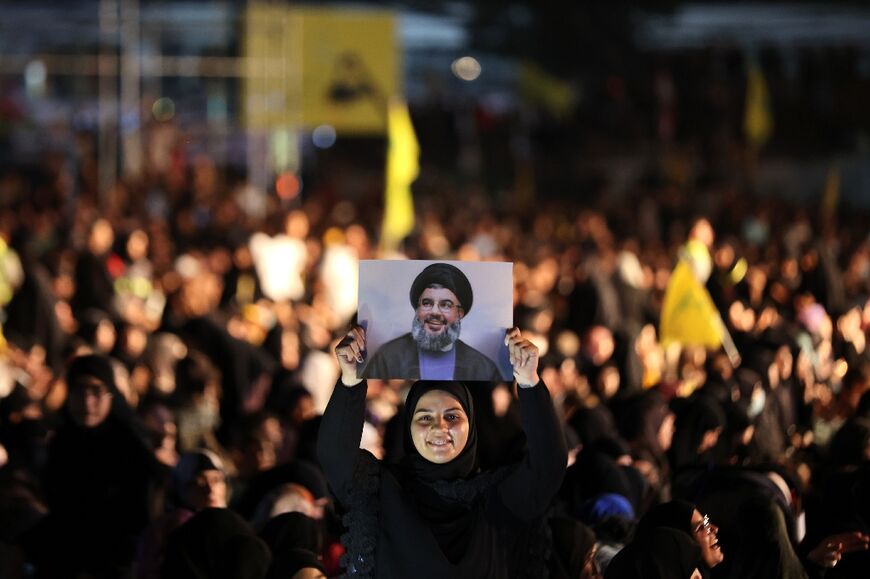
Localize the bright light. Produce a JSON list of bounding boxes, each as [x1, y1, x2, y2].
[[24, 60, 47, 97], [152, 97, 175, 122], [24, 60, 47, 86], [451, 56, 481, 81], [312, 125, 337, 149]]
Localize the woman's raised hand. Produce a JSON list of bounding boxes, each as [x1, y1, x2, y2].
[[335, 326, 366, 386], [505, 327, 540, 387]]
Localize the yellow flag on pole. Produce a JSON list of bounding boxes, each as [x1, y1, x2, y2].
[[380, 98, 418, 251], [744, 64, 773, 147], [660, 260, 723, 349]]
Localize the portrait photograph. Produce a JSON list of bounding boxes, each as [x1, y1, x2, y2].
[[357, 260, 514, 381]]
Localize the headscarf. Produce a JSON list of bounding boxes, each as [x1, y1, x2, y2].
[[259, 511, 322, 555], [578, 493, 635, 526], [162, 508, 271, 579], [549, 516, 597, 579], [269, 548, 325, 579], [172, 450, 227, 509], [634, 499, 696, 538], [605, 527, 701, 579], [259, 513, 325, 579], [400, 380, 478, 483], [669, 395, 726, 471], [65, 353, 144, 435], [617, 390, 670, 459]]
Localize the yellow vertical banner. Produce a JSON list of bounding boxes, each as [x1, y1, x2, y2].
[[381, 98, 419, 250], [660, 260, 723, 349], [243, 5, 302, 129], [744, 64, 773, 147]]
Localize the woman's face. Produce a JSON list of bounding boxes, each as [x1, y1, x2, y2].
[[186, 468, 228, 510], [67, 375, 113, 428], [691, 509, 724, 567], [410, 390, 469, 464]]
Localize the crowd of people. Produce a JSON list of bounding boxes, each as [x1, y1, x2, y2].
[[0, 120, 868, 578]]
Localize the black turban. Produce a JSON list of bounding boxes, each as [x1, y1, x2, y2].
[[409, 263, 473, 313]]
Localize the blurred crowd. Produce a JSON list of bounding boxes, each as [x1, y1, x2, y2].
[[0, 121, 868, 578]]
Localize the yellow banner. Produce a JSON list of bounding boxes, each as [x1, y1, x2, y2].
[[660, 260, 723, 349], [381, 98, 418, 250], [744, 65, 773, 147], [244, 5, 398, 134], [243, 4, 300, 129]]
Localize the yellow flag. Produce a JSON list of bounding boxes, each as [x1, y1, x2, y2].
[[518, 61, 577, 119], [380, 98, 418, 250], [660, 260, 723, 349], [243, 6, 398, 134], [744, 64, 773, 147]]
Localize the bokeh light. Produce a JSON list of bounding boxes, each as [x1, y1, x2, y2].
[[312, 125, 337, 149], [152, 97, 176, 122], [275, 171, 301, 200], [451, 56, 481, 81]]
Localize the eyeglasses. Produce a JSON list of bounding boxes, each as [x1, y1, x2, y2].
[[693, 514, 712, 535], [418, 298, 462, 314]]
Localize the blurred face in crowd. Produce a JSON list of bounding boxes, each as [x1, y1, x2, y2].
[[186, 468, 227, 510], [585, 326, 615, 366], [126, 229, 149, 261], [67, 375, 113, 428], [412, 286, 464, 352], [88, 218, 114, 255], [411, 390, 469, 464], [691, 509, 724, 567]]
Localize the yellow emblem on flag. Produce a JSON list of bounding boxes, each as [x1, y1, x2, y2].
[[660, 260, 723, 349], [380, 98, 418, 250]]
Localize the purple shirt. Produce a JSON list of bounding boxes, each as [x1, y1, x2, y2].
[[418, 347, 457, 380]]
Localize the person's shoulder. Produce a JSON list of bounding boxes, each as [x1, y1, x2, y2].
[[377, 333, 414, 352], [455, 340, 503, 380], [455, 339, 495, 363], [363, 333, 414, 377]]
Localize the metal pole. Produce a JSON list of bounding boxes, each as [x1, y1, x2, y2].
[[98, 0, 119, 207], [121, 0, 143, 180]]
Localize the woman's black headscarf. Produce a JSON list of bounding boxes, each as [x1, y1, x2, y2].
[[549, 516, 597, 579], [65, 354, 145, 436], [635, 499, 696, 538], [162, 508, 271, 579], [400, 380, 478, 482], [259, 513, 325, 579], [669, 395, 726, 471], [605, 527, 701, 579]]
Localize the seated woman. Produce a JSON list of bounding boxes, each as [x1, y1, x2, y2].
[[317, 327, 567, 578]]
